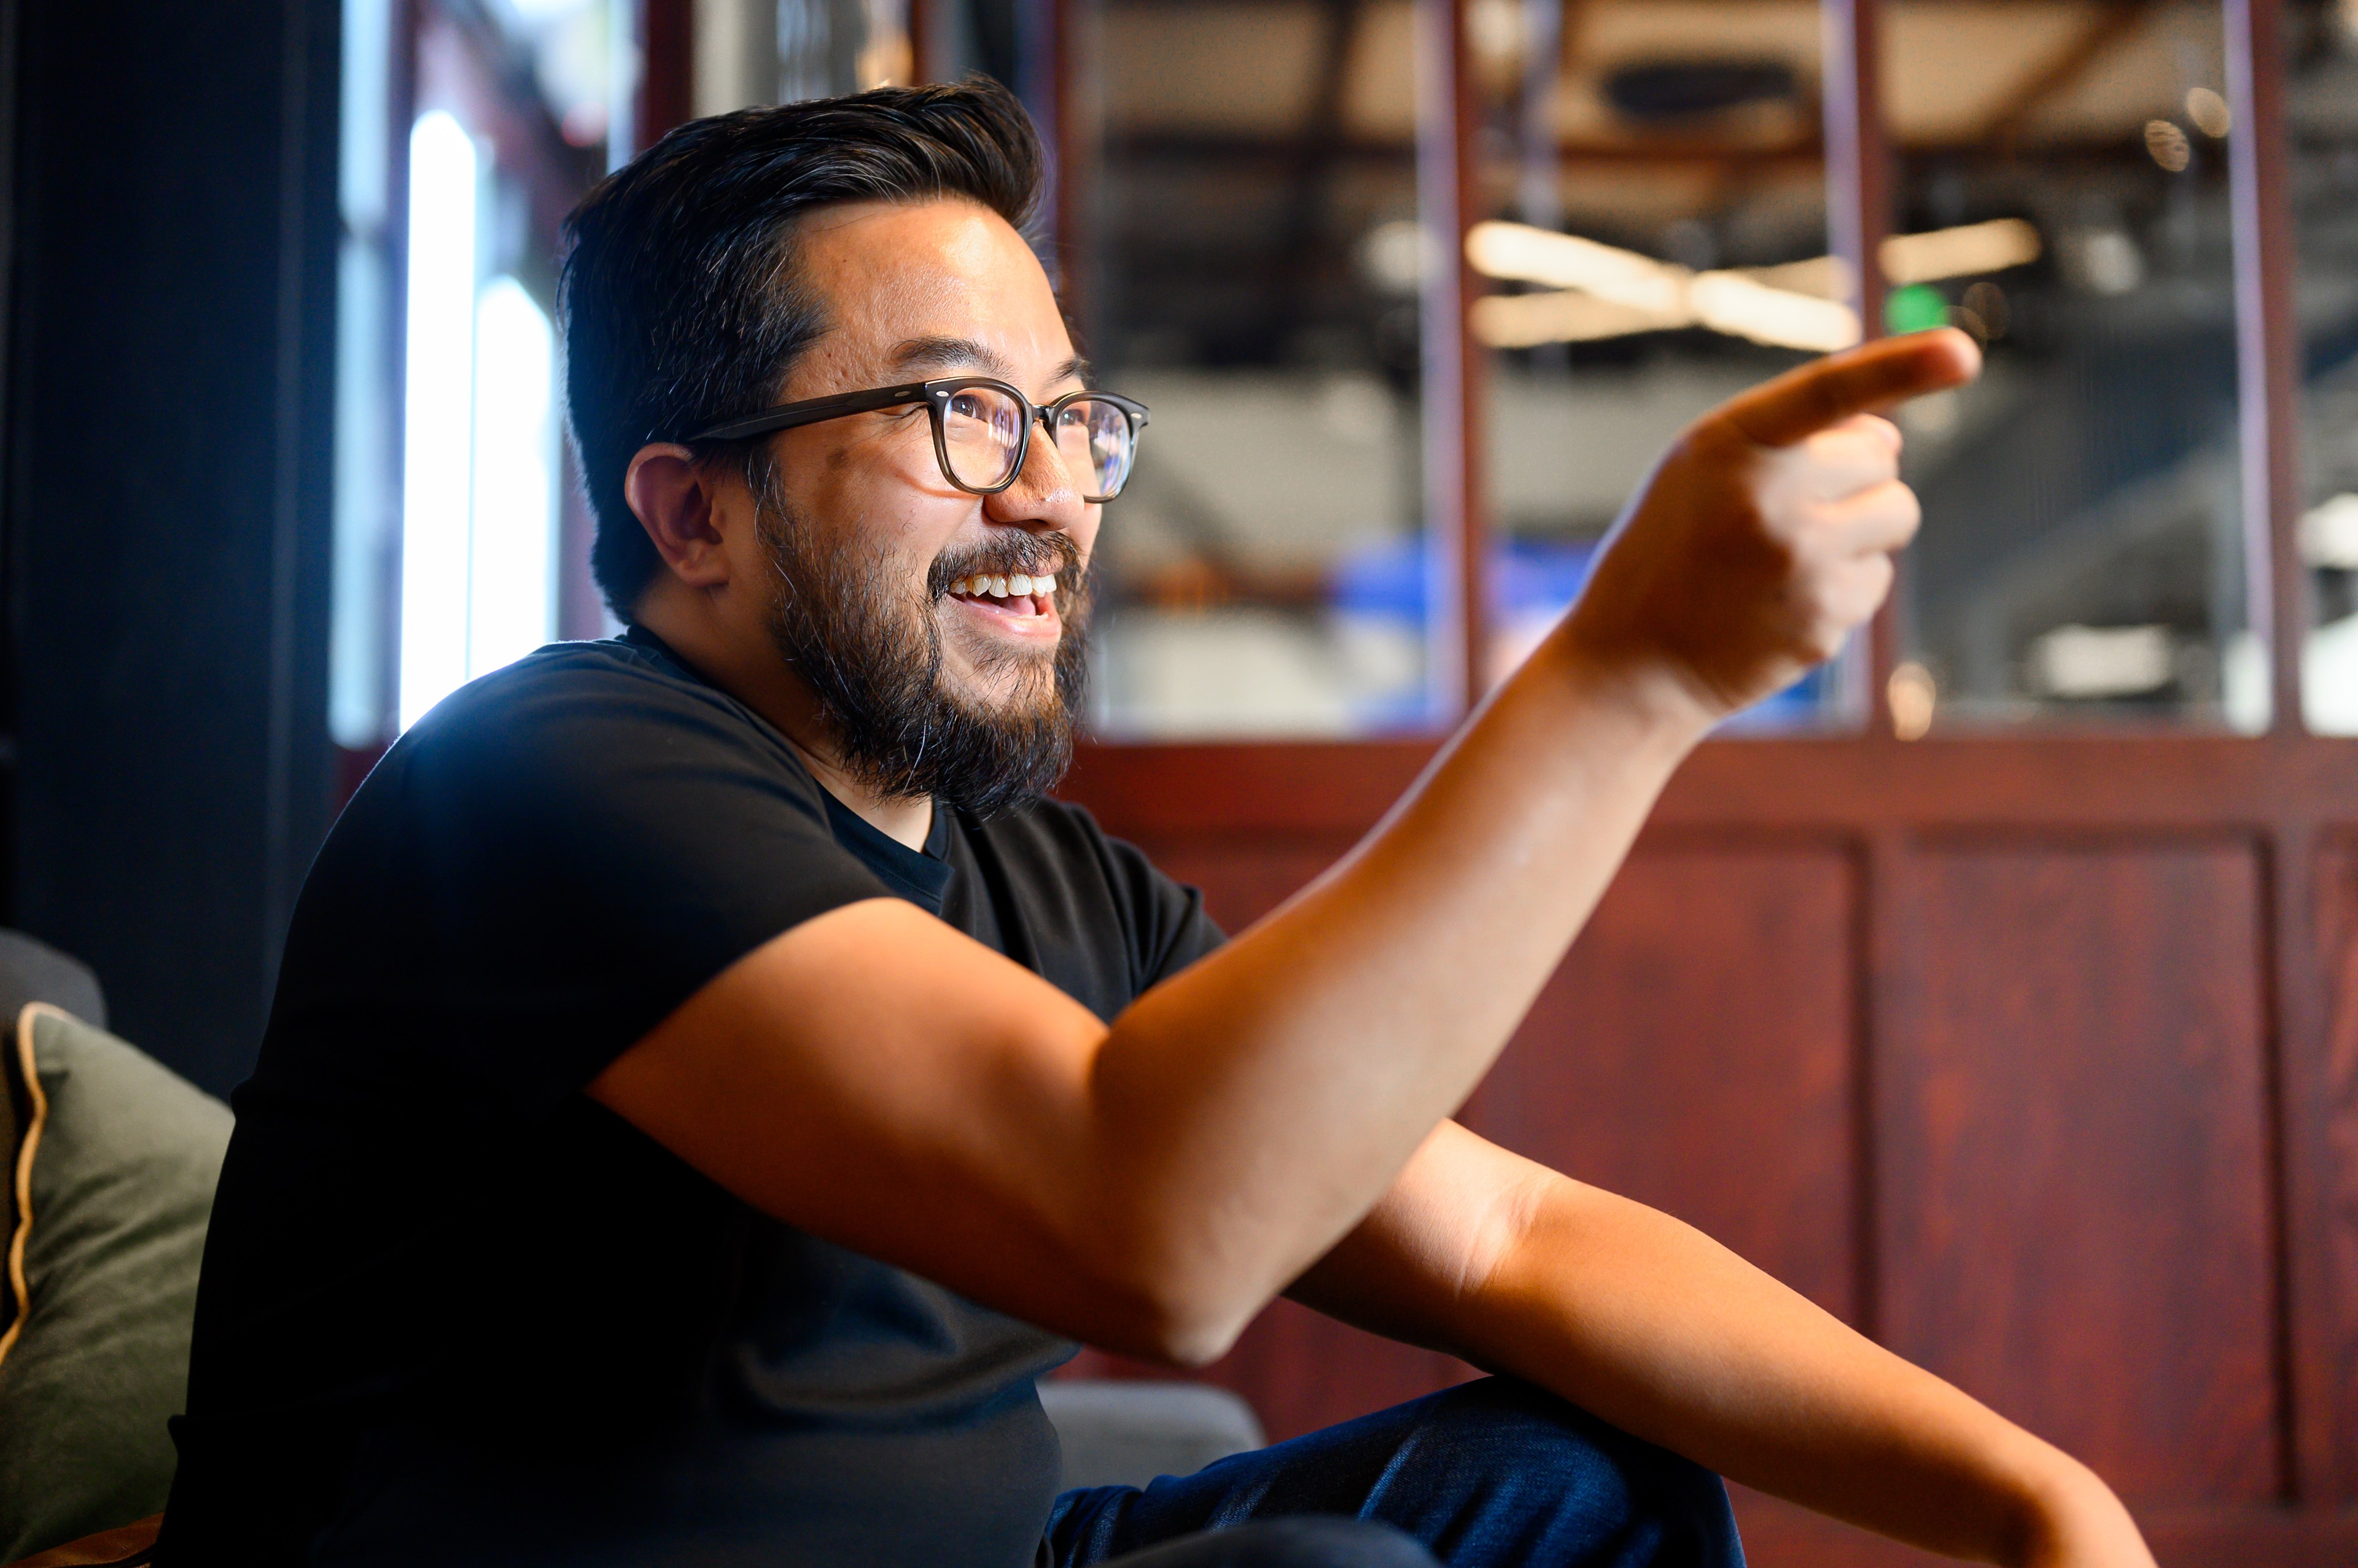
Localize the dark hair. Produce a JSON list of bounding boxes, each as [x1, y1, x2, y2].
[[558, 79, 1045, 619]]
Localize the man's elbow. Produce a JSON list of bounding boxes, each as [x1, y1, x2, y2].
[[1073, 1233, 1267, 1368], [1094, 1286, 1255, 1369]]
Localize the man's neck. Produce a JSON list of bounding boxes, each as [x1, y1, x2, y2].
[[632, 591, 936, 852], [792, 747, 936, 852]]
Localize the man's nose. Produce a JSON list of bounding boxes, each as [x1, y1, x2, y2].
[[983, 421, 1088, 527]]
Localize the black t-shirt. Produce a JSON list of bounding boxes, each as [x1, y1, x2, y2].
[[161, 629, 1224, 1568]]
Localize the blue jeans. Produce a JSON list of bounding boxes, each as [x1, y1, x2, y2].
[[1041, 1377, 1745, 1568]]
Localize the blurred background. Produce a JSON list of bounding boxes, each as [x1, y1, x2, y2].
[[6, 0, 2358, 1561], [308, 0, 2358, 751]]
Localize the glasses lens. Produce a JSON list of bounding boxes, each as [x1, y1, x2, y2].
[[1053, 398, 1137, 500], [940, 384, 1026, 491]]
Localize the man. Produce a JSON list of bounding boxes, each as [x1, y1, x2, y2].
[[162, 81, 2155, 1568]]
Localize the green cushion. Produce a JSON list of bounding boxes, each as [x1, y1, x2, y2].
[[0, 1005, 230, 1563]]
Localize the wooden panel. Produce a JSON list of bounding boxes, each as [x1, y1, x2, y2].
[[1139, 837, 1353, 934], [1730, 1495, 2358, 1568], [1064, 734, 2358, 839], [2139, 1506, 2358, 1566], [2304, 842, 2358, 1502], [1728, 1486, 1942, 1568], [1060, 763, 2329, 1550], [1882, 841, 2278, 1505], [1464, 844, 1860, 1321]]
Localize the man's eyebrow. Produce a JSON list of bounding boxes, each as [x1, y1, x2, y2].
[[888, 336, 1015, 379], [887, 337, 1094, 392]]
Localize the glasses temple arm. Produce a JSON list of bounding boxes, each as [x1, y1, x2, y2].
[[684, 383, 931, 444]]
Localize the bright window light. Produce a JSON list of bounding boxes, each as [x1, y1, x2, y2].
[[329, 0, 397, 748], [400, 111, 480, 729], [467, 278, 559, 681], [398, 114, 562, 732]]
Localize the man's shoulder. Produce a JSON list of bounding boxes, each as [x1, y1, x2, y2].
[[393, 638, 782, 779], [343, 637, 821, 853], [421, 635, 733, 733]]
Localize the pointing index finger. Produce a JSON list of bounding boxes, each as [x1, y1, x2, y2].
[[1718, 327, 1982, 449]]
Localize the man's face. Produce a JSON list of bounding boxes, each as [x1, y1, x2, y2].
[[745, 198, 1101, 810]]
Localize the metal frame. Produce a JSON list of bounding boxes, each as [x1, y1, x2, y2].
[[2228, 0, 2306, 739], [1821, 0, 1895, 738], [1418, 0, 1487, 718]]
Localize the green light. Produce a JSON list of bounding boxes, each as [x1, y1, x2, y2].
[[1884, 284, 1950, 335]]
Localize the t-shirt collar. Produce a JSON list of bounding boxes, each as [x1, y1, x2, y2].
[[819, 791, 954, 913], [615, 624, 954, 909]]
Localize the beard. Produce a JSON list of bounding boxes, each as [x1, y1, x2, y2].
[[750, 471, 1092, 818]]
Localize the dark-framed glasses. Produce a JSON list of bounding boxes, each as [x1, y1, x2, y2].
[[687, 377, 1150, 503]]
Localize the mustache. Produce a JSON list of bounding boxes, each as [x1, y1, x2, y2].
[[926, 532, 1082, 598]]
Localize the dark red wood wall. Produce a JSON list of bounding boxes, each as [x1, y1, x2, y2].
[[1058, 735, 2358, 1566]]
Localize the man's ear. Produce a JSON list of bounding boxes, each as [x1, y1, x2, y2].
[[624, 443, 733, 589]]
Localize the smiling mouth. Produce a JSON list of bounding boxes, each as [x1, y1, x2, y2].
[[944, 571, 1059, 623]]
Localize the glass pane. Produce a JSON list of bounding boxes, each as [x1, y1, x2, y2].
[[1473, 0, 1854, 730], [337, 0, 626, 750], [2290, 0, 2358, 732], [1082, 0, 1436, 738], [1887, 0, 2251, 731]]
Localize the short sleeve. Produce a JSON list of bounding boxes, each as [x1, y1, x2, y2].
[[319, 642, 894, 1117], [1091, 832, 1227, 993]]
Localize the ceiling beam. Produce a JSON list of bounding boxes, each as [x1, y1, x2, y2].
[[1111, 128, 1823, 166], [1109, 127, 2177, 169], [1977, 0, 2152, 151], [1268, 0, 1369, 338]]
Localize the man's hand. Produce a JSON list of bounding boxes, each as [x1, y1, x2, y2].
[[1562, 327, 1981, 723]]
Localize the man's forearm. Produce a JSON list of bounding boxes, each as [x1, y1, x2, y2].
[[1088, 645, 1705, 1357], [1399, 1157, 2149, 1566]]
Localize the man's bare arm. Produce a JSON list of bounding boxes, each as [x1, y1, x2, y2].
[[588, 640, 1692, 1360], [1290, 1123, 2155, 1568], [590, 330, 1980, 1365]]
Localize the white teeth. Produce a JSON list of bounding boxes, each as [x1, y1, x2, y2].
[[948, 572, 1057, 607]]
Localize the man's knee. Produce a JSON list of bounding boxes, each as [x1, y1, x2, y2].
[[1111, 1516, 1438, 1568], [1380, 1377, 1742, 1564], [1084, 1378, 1740, 1566]]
